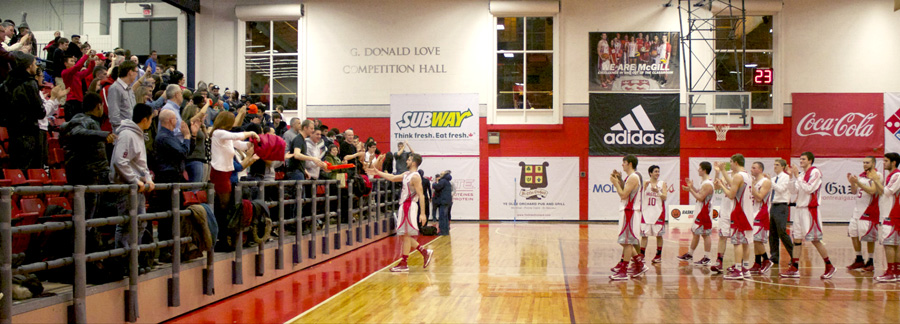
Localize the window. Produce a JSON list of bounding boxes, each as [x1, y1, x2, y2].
[[714, 15, 774, 109], [243, 21, 300, 112], [492, 15, 558, 125]]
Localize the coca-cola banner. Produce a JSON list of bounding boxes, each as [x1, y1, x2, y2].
[[885, 93, 900, 153], [791, 93, 884, 157]]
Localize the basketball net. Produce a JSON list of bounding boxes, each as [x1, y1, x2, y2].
[[713, 124, 729, 141]]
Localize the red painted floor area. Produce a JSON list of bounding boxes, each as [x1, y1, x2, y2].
[[165, 235, 436, 324]]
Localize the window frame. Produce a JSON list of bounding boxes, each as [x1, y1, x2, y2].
[[238, 19, 305, 117], [490, 15, 561, 125], [712, 15, 776, 110]]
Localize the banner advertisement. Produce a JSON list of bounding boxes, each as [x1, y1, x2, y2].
[[687, 157, 780, 210], [418, 157, 480, 221], [588, 32, 680, 92], [390, 93, 480, 156], [790, 157, 863, 223], [589, 93, 680, 156], [488, 157, 580, 220], [885, 93, 900, 153], [588, 157, 680, 221], [791, 93, 883, 157]]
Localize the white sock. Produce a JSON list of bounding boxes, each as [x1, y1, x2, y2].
[[857, 251, 863, 257], [742, 261, 750, 268]]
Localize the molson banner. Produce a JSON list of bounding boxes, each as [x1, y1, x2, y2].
[[391, 94, 479, 155], [791, 93, 883, 157], [589, 93, 680, 156], [588, 156, 680, 221]]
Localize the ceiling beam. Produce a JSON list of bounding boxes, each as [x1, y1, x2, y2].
[[163, 0, 200, 14]]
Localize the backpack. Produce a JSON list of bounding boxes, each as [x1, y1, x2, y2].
[[351, 173, 371, 197], [250, 133, 286, 161], [418, 218, 437, 236]]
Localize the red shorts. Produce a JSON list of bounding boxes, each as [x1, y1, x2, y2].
[[209, 169, 233, 195]]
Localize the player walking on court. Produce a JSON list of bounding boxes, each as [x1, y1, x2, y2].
[[366, 153, 434, 272], [748, 162, 774, 274], [717, 154, 754, 280], [640, 165, 667, 264], [780, 151, 835, 279], [874, 153, 900, 282], [846, 156, 880, 272], [677, 162, 714, 265], [610, 155, 648, 280], [710, 161, 734, 274]]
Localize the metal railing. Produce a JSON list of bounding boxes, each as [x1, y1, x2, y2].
[[0, 178, 399, 324]]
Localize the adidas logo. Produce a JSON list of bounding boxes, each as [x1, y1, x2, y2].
[[603, 104, 666, 145]]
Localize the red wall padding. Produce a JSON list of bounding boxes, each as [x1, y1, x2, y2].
[[314, 116, 794, 220]]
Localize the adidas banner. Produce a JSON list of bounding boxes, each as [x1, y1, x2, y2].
[[589, 93, 680, 156]]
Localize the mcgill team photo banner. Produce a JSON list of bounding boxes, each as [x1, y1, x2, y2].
[[588, 31, 680, 92], [390, 93, 480, 156], [589, 93, 680, 156], [791, 93, 883, 157]]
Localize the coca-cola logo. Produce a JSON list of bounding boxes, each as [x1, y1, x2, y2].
[[796, 112, 876, 137]]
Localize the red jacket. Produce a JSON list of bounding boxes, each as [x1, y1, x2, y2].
[[62, 54, 95, 102], [98, 77, 116, 132]]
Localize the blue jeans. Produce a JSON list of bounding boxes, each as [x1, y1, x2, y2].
[[186, 161, 206, 183], [436, 203, 450, 235]]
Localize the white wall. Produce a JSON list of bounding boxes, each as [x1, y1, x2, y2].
[[190, 0, 900, 119], [781, 0, 900, 96], [109, 2, 187, 73]]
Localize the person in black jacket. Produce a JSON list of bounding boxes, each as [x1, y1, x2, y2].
[[59, 93, 115, 219], [50, 38, 68, 83], [432, 171, 452, 236], [4, 52, 46, 170]]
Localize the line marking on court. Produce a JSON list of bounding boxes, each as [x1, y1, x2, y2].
[[557, 239, 577, 324], [283, 236, 445, 324]]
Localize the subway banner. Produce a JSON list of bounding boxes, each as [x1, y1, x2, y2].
[[489, 157, 580, 220], [588, 157, 680, 221], [588, 31, 680, 92], [390, 93, 479, 155], [589, 93, 680, 156], [418, 157, 480, 221]]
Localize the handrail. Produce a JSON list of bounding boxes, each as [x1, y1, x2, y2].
[[0, 177, 400, 324]]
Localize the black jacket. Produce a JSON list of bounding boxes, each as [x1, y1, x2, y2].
[[3, 70, 45, 131], [433, 174, 453, 205], [59, 113, 110, 176]]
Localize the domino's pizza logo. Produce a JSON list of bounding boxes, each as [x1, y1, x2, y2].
[[886, 110, 900, 141], [518, 162, 549, 200]]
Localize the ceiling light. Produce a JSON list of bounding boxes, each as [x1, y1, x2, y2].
[[497, 24, 505, 30], [744, 63, 758, 68], [503, 53, 514, 58]]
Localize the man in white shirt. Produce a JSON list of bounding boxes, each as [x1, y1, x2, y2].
[[305, 129, 326, 179], [767, 159, 793, 265], [781, 151, 835, 280]]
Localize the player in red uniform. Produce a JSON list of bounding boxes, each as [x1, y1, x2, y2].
[[874, 153, 900, 282], [609, 155, 647, 280], [717, 154, 753, 280], [780, 152, 835, 280], [846, 156, 880, 272], [677, 162, 714, 265]]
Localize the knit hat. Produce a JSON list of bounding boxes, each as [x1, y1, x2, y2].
[[18, 13, 29, 30], [248, 104, 258, 114]]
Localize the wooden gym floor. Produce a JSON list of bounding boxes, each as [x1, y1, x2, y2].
[[284, 222, 900, 324]]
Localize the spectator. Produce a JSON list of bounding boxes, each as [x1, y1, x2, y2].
[[282, 117, 300, 150], [272, 112, 287, 137], [130, 56, 144, 79], [107, 61, 138, 128], [59, 93, 115, 219], [15, 16, 36, 56], [381, 146, 394, 174], [38, 76, 68, 167], [183, 96, 210, 183], [61, 51, 98, 119], [43, 31, 61, 60], [323, 145, 342, 180], [1, 21, 30, 53], [394, 141, 413, 175], [0, 21, 31, 80], [340, 129, 365, 167], [65, 35, 83, 59], [169, 70, 185, 89], [305, 128, 326, 179], [154, 109, 195, 183], [157, 84, 185, 138], [49, 37, 68, 83], [205, 100, 223, 127], [209, 110, 258, 213], [86, 66, 107, 94], [4, 52, 45, 169], [287, 119, 327, 180], [145, 50, 158, 74], [110, 103, 154, 249], [432, 171, 452, 235]]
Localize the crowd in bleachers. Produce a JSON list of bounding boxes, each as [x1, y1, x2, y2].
[[1, 18, 455, 298]]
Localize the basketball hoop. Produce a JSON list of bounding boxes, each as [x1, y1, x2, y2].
[[712, 124, 729, 141]]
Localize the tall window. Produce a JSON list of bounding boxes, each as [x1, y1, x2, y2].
[[714, 15, 774, 109], [244, 21, 300, 111], [496, 17, 554, 111]]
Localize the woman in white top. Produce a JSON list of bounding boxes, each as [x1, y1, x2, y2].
[[208, 110, 259, 211]]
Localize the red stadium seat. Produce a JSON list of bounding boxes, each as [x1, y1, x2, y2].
[[48, 149, 65, 168], [27, 169, 51, 185], [47, 197, 73, 214], [49, 169, 67, 185], [182, 191, 200, 207], [4, 169, 43, 186], [11, 206, 38, 255], [197, 190, 208, 204], [20, 198, 45, 216], [0, 127, 8, 142]]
